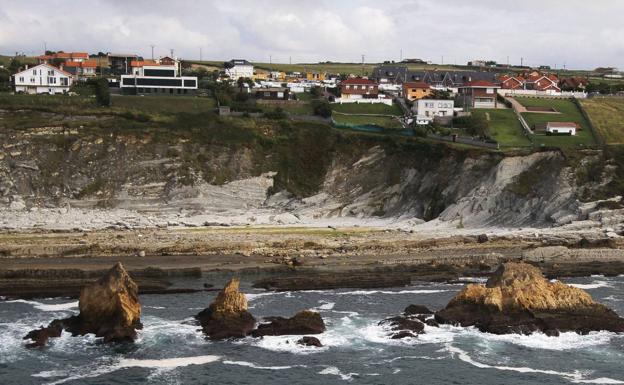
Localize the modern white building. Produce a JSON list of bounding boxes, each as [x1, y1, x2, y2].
[[546, 122, 577, 135], [121, 62, 197, 96], [13, 63, 73, 94], [225, 59, 254, 80], [413, 99, 455, 125]]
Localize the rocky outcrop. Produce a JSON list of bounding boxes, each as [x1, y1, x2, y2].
[[253, 273, 412, 291], [195, 278, 256, 340], [251, 310, 326, 337], [297, 336, 323, 347], [435, 262, 624, 335], [24, 263, 142, 347], [380, 304, 435, 339]]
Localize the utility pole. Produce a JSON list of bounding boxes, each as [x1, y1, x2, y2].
[[361, 54, 365, 76], [507, 55, 509, 66], [150, 45, 155, 60], [289, 56, 292, 65], [199, 47, 202, 62], [170, 48, 174, 58], [400, 48, 403, 62], [441, 55, 444, 65], [44, 41, 47, 54], [521, 57, 523, 67]]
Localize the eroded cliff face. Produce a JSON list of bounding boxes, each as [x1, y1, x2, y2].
[[0, 111, 620, 229]]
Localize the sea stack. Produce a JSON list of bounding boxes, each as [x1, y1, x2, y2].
[[195, 278, 256, 340], [24, 262, 142, 347], [251, 310, 326, 337], [435, 262, 624, 335]]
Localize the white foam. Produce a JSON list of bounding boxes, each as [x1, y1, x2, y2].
[[335, 289, 451, 296], [222, 360, 301, 370], [447, 344, 624, 384], [316, 301, 335, 310], [5, 299, 78, 312], [118, 355, 221, 369], [568, 281, 612, 290], [318, 366, 358, 381], [248, 335, 329, 354]]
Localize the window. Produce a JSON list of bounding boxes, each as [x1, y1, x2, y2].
[[33, 70, 36, 75], [19, 77, 24, 82]]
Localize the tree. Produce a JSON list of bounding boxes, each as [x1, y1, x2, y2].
[[93, 78, 110, 106], [310, 86, 323, 98], [312, 100, 332, 118], [8, 58, 22, 74]]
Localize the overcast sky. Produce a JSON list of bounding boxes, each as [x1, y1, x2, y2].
[[0, 0, 622, 70]]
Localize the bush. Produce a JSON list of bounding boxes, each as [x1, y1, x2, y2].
[[93, 78, 110, 106], [265, 107, 287, 120], [312, 100, 332, 118]]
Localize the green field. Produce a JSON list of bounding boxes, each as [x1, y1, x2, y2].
[[473, 109, 531, 147], [331, 103, 402, 116], [111, 95, 215, 114], [579, 97, 624, 144], [516, 97, 596, 147], [332, 113, 403, 129]]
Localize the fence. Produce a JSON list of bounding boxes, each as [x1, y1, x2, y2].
[[572, 98, 605, 147], [498, 89, 587, 99], [333, 97, 394, 106]]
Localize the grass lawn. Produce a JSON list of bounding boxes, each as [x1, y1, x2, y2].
[[111, 95, 215, 114], [256, 100, 314, 115], [516, 97, 596, 147], [332, 113, 403, 129], [473, 109, 531, 147], [579, 97, 624, 144], [331, 103, 402, 116]]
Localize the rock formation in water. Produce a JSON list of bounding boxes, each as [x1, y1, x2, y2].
[[379, 304, 436, 339], [24, 262, 142, 347], [195, 278, 256, 340], [435, 262, 624, 335], [297, 336, 323, 347], [251, 310, 326, 337]]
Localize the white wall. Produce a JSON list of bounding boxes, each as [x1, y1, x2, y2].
[[13, 64, 72, 94], [498, 89, 587, 99]]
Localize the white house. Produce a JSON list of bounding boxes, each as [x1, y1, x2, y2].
[[225, 59, 254, 80], [413, 99, 455, 125], [13, 63, 73, 94], [546, 122, 577, 136], [121, 61, 197, 96]]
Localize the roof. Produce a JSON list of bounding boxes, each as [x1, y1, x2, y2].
[[64, 60, 97, 68], [130, 60, 160, 67], [403, 81, 430, 88], [341, 77, 378, 85], [15, 63, 73, 77], [463, 80, 499, 88], [229, 59, 253, 66], [547, 122, 579, 128]]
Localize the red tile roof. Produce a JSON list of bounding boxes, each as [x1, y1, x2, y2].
[[130, 60, 160, 67], [464, 80, 499, 88], [341, 77, 377, 85]]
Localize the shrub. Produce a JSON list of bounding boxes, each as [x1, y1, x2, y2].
[[265, 107, 287, 120], [94, 78, 110, 106], [312, 100, 332, 118]]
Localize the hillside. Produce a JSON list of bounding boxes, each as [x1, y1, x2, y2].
[[1, 95, 623, 231]]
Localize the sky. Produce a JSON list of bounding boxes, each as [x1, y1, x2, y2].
[[0, 0, 622, 70]]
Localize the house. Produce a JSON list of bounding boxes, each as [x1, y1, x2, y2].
[[120, 61, 197, 96], [559, 77, 588, 91], [108, 53, 139, 75], [305, 71, 326, 81], [159, 56, 176, 66], [63, 60, 98, 78], [404, 70, 497, 90], [499, 75, 525, 90], [339, 77, 379, 99], [36, 52, 89, 64], [413, 99, 455, 125], [371, 65, 409, 84], [526, 73, 560, 91], [402, 82, 431, 101], [225, 59, 254, 80], [270, 71, 286, 81], [546, 122, 577, 135], [458, 80, 500, 109], [254, 87, 290, 100], [13, 63, 73, 94]]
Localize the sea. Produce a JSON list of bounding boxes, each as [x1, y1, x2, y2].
[[1, 273, 623, 385]]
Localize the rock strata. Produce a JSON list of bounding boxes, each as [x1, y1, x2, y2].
[[24, 262, 142, 347], [435, 262, 624, 335], [195, 278, 256, 340], [252, 310, 326, 337]]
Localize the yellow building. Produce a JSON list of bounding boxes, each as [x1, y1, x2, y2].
[[402, 82, 432, 101], [305, 71, 326, 81], [252, 72, 269, 81]]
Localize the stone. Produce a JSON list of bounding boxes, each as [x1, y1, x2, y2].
[[404, 304, 433, 315], [24, 262, 142, 347], [297, 336, 323, 347], [379, 316, 425, 337], [252, 310, 326, 337], [477, 234, 489, 243], [195, 278, 256, 340], [435, 262, 624, 335]]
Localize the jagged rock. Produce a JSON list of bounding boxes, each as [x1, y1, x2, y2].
[[379, 316, 425, 338], [24, 263, 142, 347], [477, 234, 489, 243], [404, 304, 433, 315], [297, 336, 323, 347], [251, 310, 326, 337], [195, 278, 256, 340], [435, 262, 624, 335], [391, 331, 417, 339]]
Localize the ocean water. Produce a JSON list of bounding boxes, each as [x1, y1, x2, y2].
[[1, 275, 624, 385]]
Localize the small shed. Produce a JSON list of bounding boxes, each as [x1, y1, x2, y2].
[[546, 122, 578, 136]]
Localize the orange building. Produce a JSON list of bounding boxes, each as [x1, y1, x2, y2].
[[402, 81, 431, 101]]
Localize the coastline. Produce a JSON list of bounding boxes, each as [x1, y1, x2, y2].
[[1, 225, 623, 299]]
